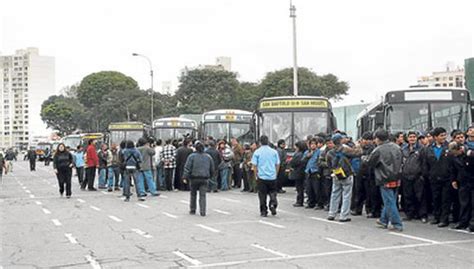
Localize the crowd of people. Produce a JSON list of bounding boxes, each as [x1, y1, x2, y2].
[[1, 125, 473, 233]]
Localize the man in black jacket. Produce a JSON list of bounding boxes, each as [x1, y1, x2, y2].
[[205, 140, 221, 193], [421, 127, 452, 227], [401, 131, 428, 223], [183, 141, 215, 216], [352, 132, 375, 216], [175, 139, 193, 191], [26, 148, 37, 171]]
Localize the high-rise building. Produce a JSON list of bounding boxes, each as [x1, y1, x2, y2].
[[417, 64, 465, 88], [0, 47, 55, 149]]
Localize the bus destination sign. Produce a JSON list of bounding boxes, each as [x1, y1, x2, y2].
[[260, 99, 328, 109]]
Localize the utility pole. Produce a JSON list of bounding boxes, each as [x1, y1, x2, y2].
[[290, 0, 298, 96], [132, 53, 154, 125]]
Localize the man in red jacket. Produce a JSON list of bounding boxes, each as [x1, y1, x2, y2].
[[81, 139, 99, 191]]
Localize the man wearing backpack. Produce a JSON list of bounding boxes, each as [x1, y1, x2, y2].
[[327, 133, 362, 222], [367, 130, 404, 232]]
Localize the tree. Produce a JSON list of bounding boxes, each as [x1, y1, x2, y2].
[[235, 82, 262, 111], [259, 67, 349, 100], [40, 95, 87, 135], [77, 71, 140, 107], [175, 68, 240, 113]]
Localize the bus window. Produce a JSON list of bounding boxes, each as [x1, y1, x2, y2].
[[205, 123, 228, 140], [294, 112, 328, 140], [386, 103, 429, 133], [261, 112, 292, 146]]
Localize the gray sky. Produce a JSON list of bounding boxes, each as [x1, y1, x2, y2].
[[1, 0, 473, 106]]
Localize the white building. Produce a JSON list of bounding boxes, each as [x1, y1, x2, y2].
[[417, 65, 465, 88], [0, 47, 55, 149]]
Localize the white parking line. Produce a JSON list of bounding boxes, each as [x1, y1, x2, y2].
[[310, 217, 344, 225], [131, 228, 153, 239], [85, 255, 102, 269], [90, 206, 101, 211], [159, 195, 168, 199], [448, 228, 474, 235], [180, 200, 190, 205], [108, 215, 123, 222], [220, 198, 241, 203], [388, 232, 439, 244], [101, 191, 108, 195], [29, 194, 35, 198], [162, 212, 178, 219], [251, 243, 289, 257], [42, 208, 52, 214], [173, 250, 202, 266], [35, 201, 42, 205], [25, 190, 31, 193], [325, 237, 366, 250], [65, 233, 78, 244], [22, 186, 26, 189], [213, 209, 231, 215], [77, 198, 86, 203], [51, 219, 62, 226], [195, 224, 220, 233], [258, 220, 285, 229], [136, 203, 150, 209]]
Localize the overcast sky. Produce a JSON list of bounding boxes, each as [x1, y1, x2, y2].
[[1, 0, 473, 106]]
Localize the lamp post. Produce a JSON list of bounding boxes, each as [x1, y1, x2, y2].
[[132, 53, 154, 125], [290, 0, 298, 96]]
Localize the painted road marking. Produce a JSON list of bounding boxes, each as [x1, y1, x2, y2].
[[325, 237, 366, 250], [42, 208, 52, 214], [108, 215, 123, 222], [90, 206, 101, 211], [35, 201, 42, 205], [101, 191, 108, 195], [310, 217, 344, 225], [77, 198, 86, 203], [51, 219, 62, 226], [25, 190, 31, 193], [162, 212, 178, 219], [160, 195, 168, 198], [213, 209, 231, 215], [137, 203, 150, 209], [220, 198, 241, 203], [22, 186, 26, 189], [173, 250, 202, 266], [85, 255, 102, 269], [258, 220, 285, 229], [251, 243, 289, 257], [29, 194, 35, 198], [388, 232, 439, 244], [180, 200, 190, 205], [195, 224, 220, 233], [131, 228, 153, 239], [65, 233, 78, 244]]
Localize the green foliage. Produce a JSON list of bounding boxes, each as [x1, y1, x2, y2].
[[259, 67, 349, 100], [175, 68, 240, 113], [40, 95, 87, 135]]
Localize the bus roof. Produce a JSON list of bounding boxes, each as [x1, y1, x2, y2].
[[153, 117, 197, 128], [109, 121, 145, 130], [202, 109, 252, 116], [258, 95, 331, 110], [260, 95, 329, 101]]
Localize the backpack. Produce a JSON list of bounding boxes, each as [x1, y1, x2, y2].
[[332, 151, 353, 180]]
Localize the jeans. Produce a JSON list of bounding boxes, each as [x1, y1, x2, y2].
[[380, 186, 403, 230], [138, 170, 158, 195], [156, 164, 165, 190], [76, 166, 85, 184], [190, 179, 208, 214], [123, 169, 140, 198], [328, 176, 353, 220], [99, 167, 114, 188], [164, 168, 175, 191], [220, 168, 230, 191]]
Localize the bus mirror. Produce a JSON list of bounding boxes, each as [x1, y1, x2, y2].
[[375, 111, 384, 127]]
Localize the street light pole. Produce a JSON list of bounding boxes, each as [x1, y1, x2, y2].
[[132, 53, 154, 125], [290, 0, 298, 96]]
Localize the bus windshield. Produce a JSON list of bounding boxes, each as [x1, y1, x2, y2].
[[126, 130, 144, 143], [230, 123, 251, 142], [386, 103, 429, 133], [431, 102, 470, 133], [155, 128, 175, 141], [175, 128, 194, 139], [63, 137, 81, 149], [294, 112, 328, 141], [260, 112, 292, 146], [204, 123, 228, 140], [110, 131, 126, 146]]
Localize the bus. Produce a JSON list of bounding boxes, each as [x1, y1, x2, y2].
[[36, 142, 52, 161], [108, 122, 149, 146], [62, 133, 105, 151], [356, 88, 473, 138], [201, 109, 253, 143], [253, 96, 337, 149], [153, 117, 198, 141]]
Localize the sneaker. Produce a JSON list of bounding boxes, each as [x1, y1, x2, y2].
[[66, 196, 71, 199], [389, 226, 403, 232], [107, 188, 113, 192], [270, 206, 277, 216], [314, 206, 324, 210], [454, 223, 468, 230], [327, 216, 335, 221], [293, 203, 303, 207], [260, 212, 268, 217], [376, 219, 388, 229], [114, 187, 120, 191], [151, 193, 160, 197], [88, 188, 97, 191], [138, 197, 145, 202], [189, 211, 196, 215], [339, 218, 351, 222], [438, 222, 449, 228], [350, 211, 362, 216], [200, 212, 206, 217], [124, 197, 130, 202], [213, 190, 219, 193]]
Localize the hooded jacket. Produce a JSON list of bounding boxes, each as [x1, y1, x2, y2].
[[367, 141, 402, 186]]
